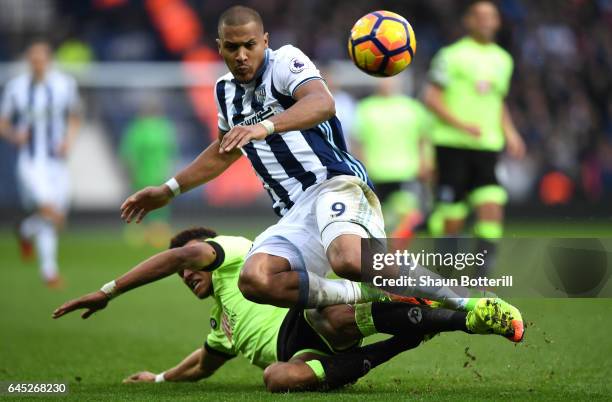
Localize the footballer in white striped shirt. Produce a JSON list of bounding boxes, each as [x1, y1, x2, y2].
[[0, 40, 80, 288]]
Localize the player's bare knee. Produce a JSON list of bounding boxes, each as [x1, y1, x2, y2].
[[238, 264, 272, 302], [327, 247, 361, 280], [263, 363, 292, 393], [262, 364, 276, 391], [238, 268, 262, 301]]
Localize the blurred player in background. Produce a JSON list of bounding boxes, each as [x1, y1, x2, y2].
[[120, 99, 177, 248], [354, 77, 433, 241], [423, 1, 525, 268], [0, 40, 80, 288]]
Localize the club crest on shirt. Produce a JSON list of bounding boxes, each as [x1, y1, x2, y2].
[[255, 85, 266, 104], [289, 57, 305, 73]]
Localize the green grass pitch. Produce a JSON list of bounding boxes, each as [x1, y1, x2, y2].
[[1, 222, 611, 401]]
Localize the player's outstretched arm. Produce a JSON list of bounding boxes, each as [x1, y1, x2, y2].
[[52, 242, 217, 319], [219, 80, 335, 152], [51, 290, 109, 320], [120, 134, 241, 223], [123, 347, 228, 383]]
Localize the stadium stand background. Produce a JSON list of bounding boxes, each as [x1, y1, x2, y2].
[[0, 0, 610, 222]]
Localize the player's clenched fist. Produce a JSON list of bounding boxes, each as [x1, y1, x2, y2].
[[219, 124, 268, 153], [120, 185, 173, 223]]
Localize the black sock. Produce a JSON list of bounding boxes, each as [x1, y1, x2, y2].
[[317, 335, 421, 390], [371, 302, 468, 336]]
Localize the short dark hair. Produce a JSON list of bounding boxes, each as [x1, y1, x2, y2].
[[217, 5, 264, 37], [27, 38, 52, 52], [169, 227, 218, 249], [463, 0, 499, 16]]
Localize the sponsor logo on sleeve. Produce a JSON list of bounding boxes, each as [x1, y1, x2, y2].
[[289, 57, 305, 73]]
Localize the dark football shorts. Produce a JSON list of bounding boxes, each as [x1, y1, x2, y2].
[[435, 146, 499, 203], [276, 308, 335, 362]]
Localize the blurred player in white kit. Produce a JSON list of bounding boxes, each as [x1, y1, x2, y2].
[[0, 40, 81, 288]]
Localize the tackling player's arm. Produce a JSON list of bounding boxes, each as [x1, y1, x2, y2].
[[123, 347, 229, 383], [501, 102, 525, 159], [120, 129, 241, 223], [219, 79, 335, 152], [52, 241, 218, 319], [423, 83, 481, 138]]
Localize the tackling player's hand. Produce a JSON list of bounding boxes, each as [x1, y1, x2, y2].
[[52, 290, 109, 319], [123, 371, 156, 383], [120, 185, 173, 223], [461, 123, 482, 138], [219, 123, 268, 153]]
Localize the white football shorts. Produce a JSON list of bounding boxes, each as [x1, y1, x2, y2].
[[246, 175, 386, 277], [17, 157, 70, 214]]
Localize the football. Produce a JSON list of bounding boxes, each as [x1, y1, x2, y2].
[[347, 10, 416, 77]]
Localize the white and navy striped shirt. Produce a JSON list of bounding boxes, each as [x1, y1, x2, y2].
[[215, 45, 371, 216], [1, 70, 79, 164]]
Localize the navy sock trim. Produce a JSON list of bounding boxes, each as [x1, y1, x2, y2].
[[296, 269, 309, 309]]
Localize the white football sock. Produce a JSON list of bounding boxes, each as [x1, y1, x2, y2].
[[306, 273, 362, 308], [36, 220, 59, 281], [20, 214, 44, 239]]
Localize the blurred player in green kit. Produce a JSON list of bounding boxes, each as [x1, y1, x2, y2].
[[424, 1, 526, 268], [120, 100, 178, 247], [354, 77, 433, 241]]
